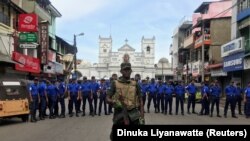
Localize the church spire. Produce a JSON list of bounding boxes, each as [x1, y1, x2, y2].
[[125, 38, 128, 44]]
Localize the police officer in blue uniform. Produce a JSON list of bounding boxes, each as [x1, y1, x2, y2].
[[47, 80, 59, 119], [224, 81, 237, 118], [68, 78, 80, 117], [58, 78, 66, 118], [164, 81, 174, 115], [156, 79, 165, 113], [98, 78, 108, 116], [79, 76, 93, 116], [90, 76, 100, 115], [38, 78, 47, 120], [235, 82, 243, 115], [185, 79, 197, 114], [199, 82, 209, 116], [210, 80, 222, 117], [244, 82, 250, 118], [147, 78, 157, 113], [29, 77, 40, 122], [175, 81, 185, 115]]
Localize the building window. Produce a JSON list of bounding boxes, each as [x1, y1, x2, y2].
[[238, 0, 248, 12], [146, 46, 150, 53], [103, 49, 107, 53], [0, 4, 10, 26]]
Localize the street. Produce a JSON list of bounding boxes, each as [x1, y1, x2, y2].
[[0, 98, 249, 141]]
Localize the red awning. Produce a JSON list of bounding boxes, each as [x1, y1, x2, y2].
[[207, 63, 223, 69]]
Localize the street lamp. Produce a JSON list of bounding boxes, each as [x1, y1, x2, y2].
[[73, 32, 84, 79]]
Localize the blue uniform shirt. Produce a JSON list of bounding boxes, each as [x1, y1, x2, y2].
[[175, 85, 185, 96], [141, 84, 148, 96], [29, 83, 39, 96], [38, 82, 47, 97], [225, 85, 236, 96], [210, 85, 221, 97], [80, 82, 91, 93], [164, 85, 174, 95], [47, 84, 58, 100], [90, 82, 100, 94], [245, 87, 250, 98], [99, 83, 107, 97], [186, 84, 197, 94], [58, 82, 66, 95], [202, 85, 210, 96], [157, 84, 165, 95], [236, 87, 243, 96], [148, 83, 157, 94], [68, 83, 79, 95]]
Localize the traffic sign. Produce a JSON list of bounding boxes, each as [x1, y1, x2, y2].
[[19, 43, 38, 49], [19, 33, 37, 43]]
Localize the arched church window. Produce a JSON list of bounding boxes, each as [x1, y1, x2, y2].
[[146, 46, 150, 53], [103, 49, 107, 53]]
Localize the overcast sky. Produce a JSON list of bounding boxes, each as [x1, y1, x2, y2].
[[52, 0, 219, 64]]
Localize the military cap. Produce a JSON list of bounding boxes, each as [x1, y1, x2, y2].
[[34, 77, 38, 81], [120, 62, 131, 70]]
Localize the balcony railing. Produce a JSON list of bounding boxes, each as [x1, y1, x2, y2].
[[194, 34, 211, 48], [22, 0, 51, 23], [184, 34, 194, 48]]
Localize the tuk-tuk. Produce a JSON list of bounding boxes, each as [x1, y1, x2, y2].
[[0, 79, 30, 122]]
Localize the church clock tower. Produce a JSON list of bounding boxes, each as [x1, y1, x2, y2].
[[99, 35, 112, 64], [141, 36, 155, 67]]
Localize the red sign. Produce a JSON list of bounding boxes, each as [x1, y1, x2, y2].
[[18, 14, 38, 32], [12, 51, 40, 73], [40, 22, 49, 64]]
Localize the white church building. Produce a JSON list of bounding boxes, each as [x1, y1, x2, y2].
[[77, 36, 156, 80]]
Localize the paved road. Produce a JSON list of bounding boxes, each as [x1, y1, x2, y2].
[[0, 98, 249, 141]]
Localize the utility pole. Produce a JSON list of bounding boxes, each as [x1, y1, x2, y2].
[[162, 62, 164, 81], [73, 33, 84, 79], [201, 19, 205, 82], [73, 34, 77, 79]]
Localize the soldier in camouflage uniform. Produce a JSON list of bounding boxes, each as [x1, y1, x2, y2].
[[107, 54, 145, 140]]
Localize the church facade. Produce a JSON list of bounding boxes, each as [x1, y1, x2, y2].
[[77, 36, 156, 79]]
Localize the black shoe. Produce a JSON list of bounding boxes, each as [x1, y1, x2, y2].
[[60, 115, 65, 118], [175, 113, 178, 115], [187, 111, 191, 114], [169, 113, 172, 115], [217, 115, 221, 118], [232, 115, 238, 118], [192, 111, 197, 114], [30, 118, 37, 122], [76, 114, 79, 117], [239, 113, 243, 115], [210, 114, 213, 117], [224, 115, 227, 118], [147, 109, 150, 113], [98, 113, 101, 116], [181, 113, 184, 116], [69, 114, 73, 117]]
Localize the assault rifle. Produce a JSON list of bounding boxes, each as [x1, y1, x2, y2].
[[118, 88, 130, 125]]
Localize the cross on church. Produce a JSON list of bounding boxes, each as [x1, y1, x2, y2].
[[125, 38, 128, 44]]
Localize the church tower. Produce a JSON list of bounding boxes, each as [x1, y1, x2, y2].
[[141, 36, 155, 67], [99, 35, 112, 64]]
